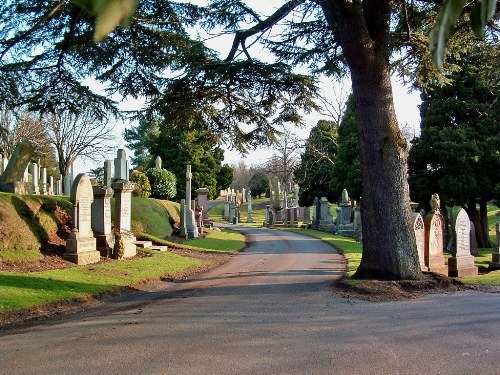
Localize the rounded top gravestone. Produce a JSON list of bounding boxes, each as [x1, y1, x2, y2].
[[454, 208, 471, 257], [70, 173, 94, 237]]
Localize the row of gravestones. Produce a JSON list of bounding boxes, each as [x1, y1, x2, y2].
[[64, 173, 136, 265], [223, 188, 253, 224]]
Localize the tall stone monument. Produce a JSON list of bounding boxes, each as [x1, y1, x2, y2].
[[0, 142, 34, 194], [155, 156, 162, 169], [64, 174, 100, 265], [112, 180, 137, 258], [185, 165, 198, 239], [337, 189, 351, 225], [246, 189, 254, 223], [448, 208, 478, 277], [30, 162, 40, 194], [92, 186, 114, 257], [104, 160, 113, 188], [424, 194, 448, 276]]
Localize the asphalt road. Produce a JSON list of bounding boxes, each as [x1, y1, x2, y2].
[[1, 226, 499, 375]]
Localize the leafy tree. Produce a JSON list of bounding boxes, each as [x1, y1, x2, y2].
[[408, 52, 500, 248], [330, 95, 362, 201], [294, 120, 338, 206], [88, 166, 105, 187], [2, 0, 497, 279], [248, 173, 269, 198], [145, 167, 176, 199], [216, 164, 234, 194], [130, 170, 152, 198]]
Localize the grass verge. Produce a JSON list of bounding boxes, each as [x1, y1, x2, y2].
[[0, 251, 204, 313]]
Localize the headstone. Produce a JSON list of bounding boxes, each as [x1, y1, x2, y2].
[[290, 207, 298, 228], [56, 178, 62, 195], [155, 156, 162, 169], [40, 167, 47, 195], [111, 180, 137, 258], [448, 208, 478, 277], [179, 199, 188, 239], [311, 197, 320, 230], [246, 189, 254, 223], [303, 206, 311, 225], [92, 186, 114, 257], [0, 142, 35, 194], [223, 202, 230, 221], [319, 197, 336, 233], [196, 188, 211, 227], [63, 174, 72, 195], [337, 189, 351, 225], [242, 188, 246, 203], [114, 149, 129, 181], [229, 203, 236, 223], [489, 211, 500, 270], [424, 194, 448, 276], [104, 160, 113, 187], [195, 206, 204, 233], [412, 213, 427, 272], [185, 165, 198, 239], [64, 174, 100, 265], [264, 204, 270, 226]]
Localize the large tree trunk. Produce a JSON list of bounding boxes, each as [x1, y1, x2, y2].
[[467, 198, 492, 248], [479, 199, 492, 248], [323, 1, 421, 279]]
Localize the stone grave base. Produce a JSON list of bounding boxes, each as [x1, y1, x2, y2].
[[448, 255, 478, 277], [337, 224, 355, 236], [95, 233, 115, 258], [0, 181, 34, 195], [121, 234, 138, 258], [319, 222, 336, 233], [64, 250, 101, 265], [426, 255, 448, 276], [489, 253, 500, 270]]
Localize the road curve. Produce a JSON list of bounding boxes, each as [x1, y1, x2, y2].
[[1, 226, 499, 375]]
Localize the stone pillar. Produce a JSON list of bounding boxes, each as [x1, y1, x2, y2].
[[490, 211, 500, 270], [338, 189, 351, 225], [448, 208, 478, 277], [196, 188, 211, 227], [155, 156, 162, 169], [112, 180, 136, 258], [311, 197, 320, 230], [303, 206, 311, 225], [40, 167, 47, 195], [30, 163, 40, 194], [104, 160, 113, 188], [424, 194, 448, 276], [264, 204, 270, 226], [353, 201, 363, 242], [64, 174, 100, 265], [185, 165, 198, 239], [92, 186, 114, 257], [49, 175, 54, 195]]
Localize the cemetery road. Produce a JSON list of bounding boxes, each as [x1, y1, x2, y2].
[[1, 226, 499, 375]]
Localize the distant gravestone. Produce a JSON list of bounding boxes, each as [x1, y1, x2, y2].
[[311, 197, 320, 230], [112, 180, 136, 258], [196, 188, 211, 227], [337, 189, 351, 225], [246, 189, 254, 223], [63, 174, 72, 195], [92, 186, 114, 257], [264, 204, 270, 226], [412, 213, 427, 272], [0, 142, 35, 194], [155, 156, 162, 169], [48, 175, 54, 195], [64, 174, 100, 265], [490, 211, 500, 270], [469, 221, 479, 256], [424, 194, 448, 276], [30, 163, 40, 194], [303, 206, 311, 225], [353, 201, 362, 242], [448, 208, 477, 277], [41, 167, 47, 195]]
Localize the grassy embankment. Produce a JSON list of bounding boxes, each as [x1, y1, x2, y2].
[[0, 193, 245, 314]]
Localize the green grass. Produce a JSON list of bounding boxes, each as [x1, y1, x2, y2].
[[187, 228, 246, 252], [0, 251, 204, 313], [129, 197, 174, 238]]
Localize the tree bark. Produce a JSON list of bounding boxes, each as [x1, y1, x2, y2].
[[466, 198, 485, 248], [323, 1, 421, 279], [479, 199, 492, 248]]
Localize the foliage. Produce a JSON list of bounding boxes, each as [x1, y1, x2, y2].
[[88, 166, 105, 187], [130, 170, 151, 198], [330, 95, 362, 201], [294, 120, 338, 206], [408, 51, 499, 247], [248, 173, 269, 198], [145, 167, 177, 200], [126, 118, 229, 200]]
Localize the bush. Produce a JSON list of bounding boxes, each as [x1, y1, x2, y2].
[[145, 167, 177, 199], [130, 170, 152, 198]]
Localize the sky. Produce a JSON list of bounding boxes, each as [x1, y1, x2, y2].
[[73, 2, 423, 174]]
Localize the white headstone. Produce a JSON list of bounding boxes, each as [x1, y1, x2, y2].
[[448, 208, 477, 277], [40, 167, 47, 195], [155, 156, 162, 169], [114, 149, 128, 181]]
